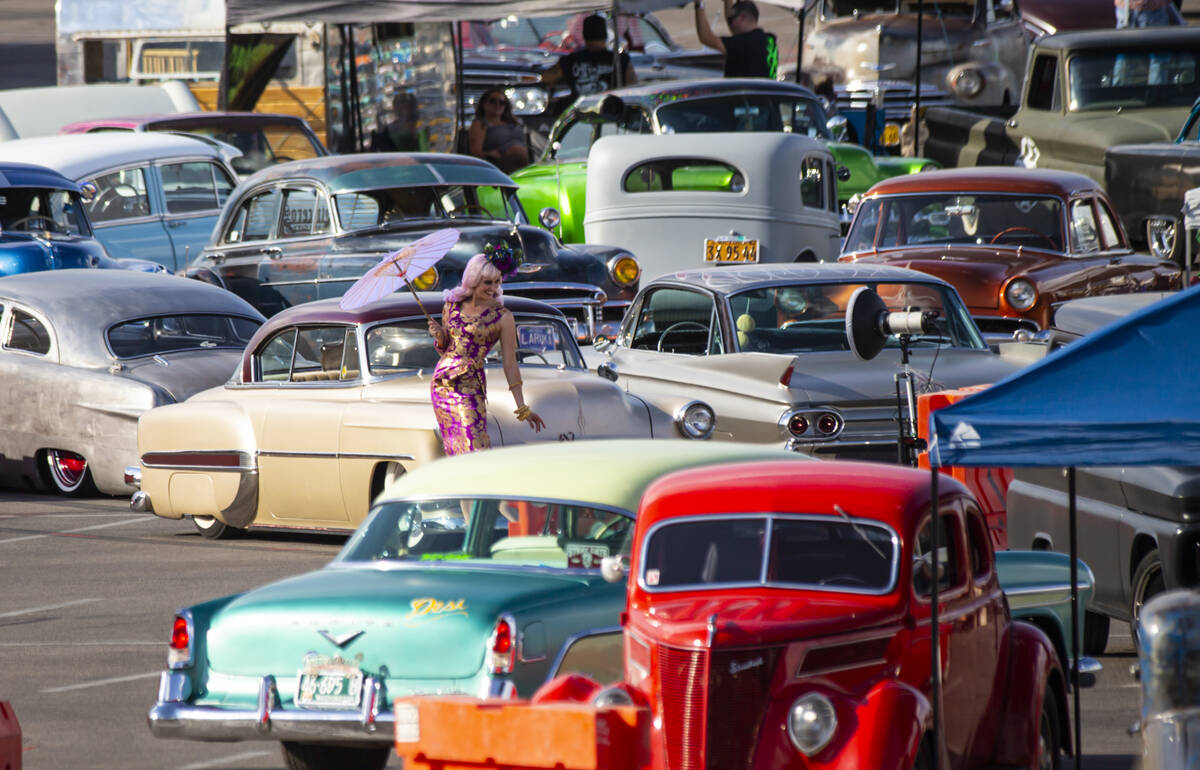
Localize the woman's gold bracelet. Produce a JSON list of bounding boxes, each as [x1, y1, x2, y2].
[[514, 405, 532, 421], [508, 380, 523, 391]]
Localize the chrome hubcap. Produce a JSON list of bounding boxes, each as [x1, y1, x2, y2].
[[1147, 218, 1176, 260]]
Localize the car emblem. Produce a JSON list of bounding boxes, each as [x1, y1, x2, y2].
[[318, 629, 365, 648], [730, 656, 764, 675], [516, 263, 542, 274]]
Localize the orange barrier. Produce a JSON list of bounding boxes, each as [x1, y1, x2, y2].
[[917, 386, 1013, 550], [0, 701, 21, 770], [394, 696, 649, 770]]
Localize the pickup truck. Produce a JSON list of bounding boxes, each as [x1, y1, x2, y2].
[[922, 27, 1200, 186]]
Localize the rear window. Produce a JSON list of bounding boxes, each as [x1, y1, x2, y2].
[[107, 314, 260, 358], [640, 514, 897, 593], [623, 158, 743, 194]]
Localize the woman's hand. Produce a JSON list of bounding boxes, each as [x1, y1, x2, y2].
[[428, 319, 443, 339], [526, 410, 546, 432]]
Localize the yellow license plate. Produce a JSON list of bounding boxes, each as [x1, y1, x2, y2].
[[705, 239, 759, 263], [882, 123, 901, 147]]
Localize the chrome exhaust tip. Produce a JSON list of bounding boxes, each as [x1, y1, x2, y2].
[[130, 490, 152, 513]]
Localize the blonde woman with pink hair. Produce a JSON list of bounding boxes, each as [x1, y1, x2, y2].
[[427, 247, 545, 455]]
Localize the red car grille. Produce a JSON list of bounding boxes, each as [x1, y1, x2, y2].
[[657, 645, 780, 770]]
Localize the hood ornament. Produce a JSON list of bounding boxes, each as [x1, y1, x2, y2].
[[318, 629, 365, 648]]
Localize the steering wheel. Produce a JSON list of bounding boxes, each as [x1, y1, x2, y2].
[[990, 226, 1056, 248], [817, 574, 871, 587], [656, 321, 709, 353], [517, 348, 550, 364], [589, 516, 631, 541], [450, 203, 496, 220], [9, 215, 60, 233]]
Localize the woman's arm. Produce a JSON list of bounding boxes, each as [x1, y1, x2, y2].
[[498, 312, 545, 431], [430, 304, 451, 353], [468, 120, 494, 160]]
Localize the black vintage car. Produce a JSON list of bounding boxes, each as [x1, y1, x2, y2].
[[186, 153, 640, 339]]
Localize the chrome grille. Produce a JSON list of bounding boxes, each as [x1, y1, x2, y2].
[[706, 648, 780, 769], [658, 645, 706, 770], [835, 80, 953, 121]]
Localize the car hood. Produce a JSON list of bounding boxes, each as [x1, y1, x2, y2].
[[205, 565, 604, 680], [0, 234, 102, 274], [629, 592, 904, 647], [1062, 108, 1188, 148], [119, 349, 241, 404], [849, 246, 1061, 308]]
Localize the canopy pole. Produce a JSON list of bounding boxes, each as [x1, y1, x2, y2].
[[1069, 467, 1082, 769], [794, 6, 805, 84], [454, 21, 465, 152], [930, 466, 942, 770], [913, 0, 923, 157], [612, 1, 622, 88]]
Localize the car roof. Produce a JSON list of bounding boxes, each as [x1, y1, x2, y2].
[[1034, 26, 1200, 51], [864, 166, 1102, 198], [236, 152, 515, 194], [655, 262, 955, 295], [574, 77, 818, 111], [377, 440, 814, 513], [64, 112, 313, 130], [0, 162, 78, 190], [0, 133, 233, 180]]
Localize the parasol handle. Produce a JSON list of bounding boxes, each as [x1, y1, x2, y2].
[[405, 280, 435, 325]]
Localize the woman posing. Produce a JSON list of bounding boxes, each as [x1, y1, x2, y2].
[[428, 248, 545, 456], [468, 88, 531, 173]]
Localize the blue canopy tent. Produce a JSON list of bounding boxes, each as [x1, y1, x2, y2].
[[923, 283, 1200, 769]]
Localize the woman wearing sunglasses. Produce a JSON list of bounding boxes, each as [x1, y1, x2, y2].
[[468, 88, 530, 173]]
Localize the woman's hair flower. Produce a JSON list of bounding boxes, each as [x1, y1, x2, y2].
[[482, 241, 522, 278]]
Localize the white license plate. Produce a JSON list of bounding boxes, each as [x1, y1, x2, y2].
[[704, 239, 759, 263], [296, 655, 364, 709]]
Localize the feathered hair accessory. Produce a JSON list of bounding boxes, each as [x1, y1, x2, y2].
[[482, 241, 522, 278]]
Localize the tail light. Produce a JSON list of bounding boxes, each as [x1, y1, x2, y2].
[[787, 414, 809, 437], [486, 615, 516, 674], [168, 612, 193, 669], [816, 414, 840, 436]]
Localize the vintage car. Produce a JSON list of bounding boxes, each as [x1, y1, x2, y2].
[[0, 133, 240, 272], [1136, 589, 1200, 770], [510, 78, 939, 244], [188, 153, 640, 339], [145, 439, 814, 770], [0, 269, 263, 496], [60, 111, 328, 179], [0, 161, 166, 276], [1020, 0, 1186, 38], [130, 294, 710, 538], [839, 167, 1181, 338], [584, 133, 842, 275], [594, 263, 1023, 463], [1019, 291, 1175, 352], [395, 460, 1076, 770], [801, 0, 1028, 107], [1105, 96, 1200, 263]]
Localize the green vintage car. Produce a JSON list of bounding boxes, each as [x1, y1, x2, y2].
[[510, 78, 940, 243], [147, 440, 1096, 770]]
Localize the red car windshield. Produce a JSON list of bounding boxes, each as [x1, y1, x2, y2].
[[844, 193, 1065, 253]]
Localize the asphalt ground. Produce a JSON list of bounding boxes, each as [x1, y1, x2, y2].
[[0, 488, 1146, 770]]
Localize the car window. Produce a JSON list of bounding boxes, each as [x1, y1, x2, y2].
[[914, 513, 965, 598], [5, 309, 51, 355], [0, 188, 88, 237], [625, 288, 715, 355], [988, 0, 1016, 22], [263, 125, 323, 162], [1095, 198, 1123, 250], [1027, 54, 1059, 111], [84, 167, 152, 223], [801, 157, 825, 209], [340, 498, 634, 568], [279, 186, 330, 238], [335, 193, 382, 230], [657, 94, 831, 138], [1069, 199, 1100, 254], [554, 120, 596, 162], [622, 158, 743, 194], [161, 161, 229, 215], [1068, 50, 1200, 111], [289, 326, 358, 382], [846, 194, 1065, 251], [440, 184, 523, 223], [965, 506, 991, 580], [107, 314, 261, 358], [257, 327, 297, 381], [225, 188, 281, 243]]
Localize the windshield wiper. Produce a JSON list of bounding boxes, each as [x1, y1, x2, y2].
[[833, 504, 888, 561]]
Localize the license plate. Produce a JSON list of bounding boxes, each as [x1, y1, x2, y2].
[[705, 239, 759, 263], [296, 654, 364, 709]]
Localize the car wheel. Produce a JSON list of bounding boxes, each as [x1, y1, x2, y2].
[[44, 449, 97, 497], [280, 741, 390, 770], [1146, 217, 1183, 264], [1131, 549, 1165, 642], [192, 516, 237, 540], [1036, 690, 1063, 770], [1083, 610, 1110, 656]]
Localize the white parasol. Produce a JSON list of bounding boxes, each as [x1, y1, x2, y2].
[[338, 228, 461, 314]]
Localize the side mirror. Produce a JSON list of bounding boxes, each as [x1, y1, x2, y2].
[[826, 114, 849, 141], [597, 360, 618, 381], [600, 554, 628, 583], [836, 165, 851, 182], [539, 207, 561, 230]]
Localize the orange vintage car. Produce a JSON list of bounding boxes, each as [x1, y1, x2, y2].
[[838, 167, 1180, 340]]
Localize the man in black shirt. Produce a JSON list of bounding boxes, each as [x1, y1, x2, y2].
[[693, 0, 778, 79], [540, 14, 637, 101]]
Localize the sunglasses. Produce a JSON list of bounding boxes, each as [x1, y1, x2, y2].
[[485, 97, 508, 106]]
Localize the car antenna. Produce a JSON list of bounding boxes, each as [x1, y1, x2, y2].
[[832, 504, 887, 560]]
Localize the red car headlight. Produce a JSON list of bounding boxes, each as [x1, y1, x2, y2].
[[1004, 278, 1038, 312]]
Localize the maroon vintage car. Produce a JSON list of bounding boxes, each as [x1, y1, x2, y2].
[[838, 167, 1181, 338]]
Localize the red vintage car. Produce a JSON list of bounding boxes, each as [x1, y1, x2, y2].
[[839, 167, 1180, 339], [395, 459, 1071, 770]]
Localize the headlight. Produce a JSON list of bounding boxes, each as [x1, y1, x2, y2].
[[787, 693, 837, 755], [412, 266, 439, 290], [607, 254, 641, 287], [506, 87, 549, 116], [675, 401, 715, 440], [1003, 278, 1038, 311], [951, 69, 985, 98]]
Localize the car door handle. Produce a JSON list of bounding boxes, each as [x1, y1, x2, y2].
[[208, 252, 226, 265], [261, 246, 283, 259], [166, 220, 186, 229]]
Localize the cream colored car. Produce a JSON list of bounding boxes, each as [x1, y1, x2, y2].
[[130, 294, 707, 538]]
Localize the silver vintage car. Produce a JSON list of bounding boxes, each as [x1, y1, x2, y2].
[[0, 270, 264, 496], [594, 263, 1024, 463]]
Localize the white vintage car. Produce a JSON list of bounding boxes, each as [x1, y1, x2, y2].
[[583, 132, 842, 279], [131, 293, 708, 538]]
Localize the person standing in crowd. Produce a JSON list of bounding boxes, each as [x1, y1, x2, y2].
[[565, 12, 645, 53], [693, 0, 778, 79], [467, 87, 530, 173], [540, 14, 637, 100], [1114, 0, 1173, 26], [427, 247, 545, 456]]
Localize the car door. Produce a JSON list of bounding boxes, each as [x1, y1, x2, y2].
[[207, 186, 285, 313], [257, 184, 338, 309], [81, 164, 174, 267], [255, 324, 361, 526], [1062, 197, 1135, 300], [1091, 195, 1179, 291], [157, 158, 236, 271]]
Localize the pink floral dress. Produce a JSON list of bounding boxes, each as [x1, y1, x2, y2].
[[430, 301, 506, 455]]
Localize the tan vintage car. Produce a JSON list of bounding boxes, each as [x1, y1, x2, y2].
[[130, 294, 704, 538]]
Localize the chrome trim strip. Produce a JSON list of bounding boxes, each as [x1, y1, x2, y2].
[[257, 450, 416, 462]]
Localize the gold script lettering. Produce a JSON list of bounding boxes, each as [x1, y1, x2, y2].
[[403, 597, 468, 625]]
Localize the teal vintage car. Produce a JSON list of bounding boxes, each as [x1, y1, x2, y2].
[[147, 440, 1096, 770], [510, 78, 940, 243]]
